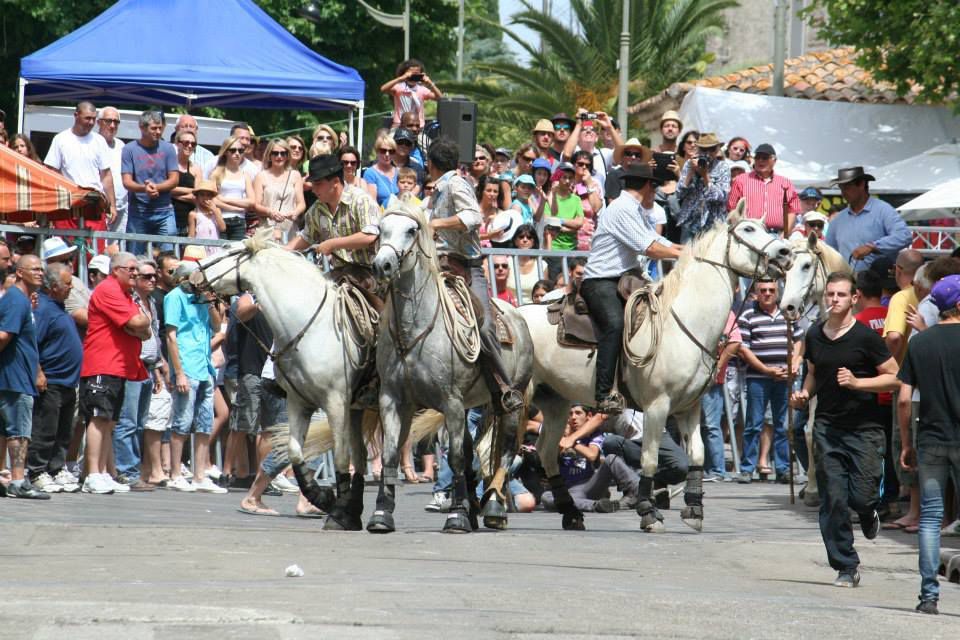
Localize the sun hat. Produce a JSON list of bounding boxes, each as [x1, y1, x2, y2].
[[88, 254, 111, 275], [696, 132, 721, 148], [307, 155, 343, 182], [613, 138, 651, 165], [532, 119, 554, 134], [930, 274, 960, 312], [729, 160, 751, 174], [660, 110, 682, 129], [193, 179, 218, 197], [488, 209, 525, 243], [550, 113, 576, 128], [41, 237, 78, 261], [830, 166, 876, 186]]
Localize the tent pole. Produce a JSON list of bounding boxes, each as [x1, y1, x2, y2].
[[348, 110, 355, 146], [16, 78, 27, 133], [357, 101, 365, 155]]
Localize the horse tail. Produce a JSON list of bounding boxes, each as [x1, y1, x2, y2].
[[410, 409, 445, 444], [269, 418, 334, 460]]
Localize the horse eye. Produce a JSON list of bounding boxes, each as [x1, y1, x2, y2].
[[406, 228, 416, 236], [802, 264, 810, 271]]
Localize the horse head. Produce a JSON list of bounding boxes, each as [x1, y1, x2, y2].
[[373, 201, 436, 281], [722, 199, 793, 280], [190, 228, 274, 296], [780, 233, 850, 320]]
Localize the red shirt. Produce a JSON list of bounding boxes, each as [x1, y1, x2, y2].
[[855, 305, 892, 405], [496, 287, 518, 307], [727, 171, 800, 231], [80, 276, 147, 380]]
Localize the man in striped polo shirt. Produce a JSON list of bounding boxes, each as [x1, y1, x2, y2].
[[736, 277, 803, 483], [727, 143, 800, 237]]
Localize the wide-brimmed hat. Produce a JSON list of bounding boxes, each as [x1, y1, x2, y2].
[[697, 132, 721, 149], [830, 166, 875, 186], [88, 254, 111, 275], [307, 155, 343, 182], [42, 237, 78, 261], [614, 138, 651, 165], [550, 112, 576, 128], [729, 160, 751, 174], [622, 164, 661, 184], [181, 245, 207, 263], [193, 179, 218, 197], [532, 119, 554, 134], [488, 209, 525, 243], [660, 110, 682, 129]]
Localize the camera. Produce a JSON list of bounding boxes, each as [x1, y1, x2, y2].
[[408, 73, 424, 82], [579, 112, 598, 120], [697, 155, 708, 170]]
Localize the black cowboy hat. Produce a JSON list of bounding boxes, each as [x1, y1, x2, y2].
[[307, 154, 343, 182], [623, 164, 662, 184], [550, 112, 576, 127], [830, 166, 875, 186]]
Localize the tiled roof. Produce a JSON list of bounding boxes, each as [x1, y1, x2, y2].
[[630, 47, 922, 116]]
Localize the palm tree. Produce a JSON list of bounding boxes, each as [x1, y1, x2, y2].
[[447, 0, 737, 130]]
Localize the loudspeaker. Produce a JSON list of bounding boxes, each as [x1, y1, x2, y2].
[[436, 97, 477, 165]]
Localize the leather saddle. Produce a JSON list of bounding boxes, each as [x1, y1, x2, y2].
[[441, 273, 514, 345]]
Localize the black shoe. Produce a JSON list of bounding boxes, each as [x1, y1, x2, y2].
[[861, 510, 880, 540], [263, 484, 282, 497], [594, 498, 619, 513], [6, 479, 51, 500], [232, 475, 254, 489], [596, 392, 624, 415], [916, 599, 939, 615], [833, 569, 861, 588]]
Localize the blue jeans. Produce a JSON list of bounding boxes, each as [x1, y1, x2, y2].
[[917, 444, 960, 603], [126, 207, 176, 256], [113, 378, 152, 479], [700, 383, 726, 475], [742, 377, 790, 474], [433, 407, 483, 493]]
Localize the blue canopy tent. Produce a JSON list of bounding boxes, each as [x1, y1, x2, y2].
[[18, 0, 366, 140]]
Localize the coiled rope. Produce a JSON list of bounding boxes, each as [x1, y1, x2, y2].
[[436, 273, 481, 364], [333, 283, 380, 369]]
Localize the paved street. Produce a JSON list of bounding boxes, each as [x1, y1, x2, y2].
[[1, 480, 957, 639]]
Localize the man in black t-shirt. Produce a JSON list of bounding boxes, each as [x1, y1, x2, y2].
[[897, 274, 960, 615], [792, 272, 900, 589]]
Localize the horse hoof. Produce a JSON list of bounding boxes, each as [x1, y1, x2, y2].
[[324, 514, 363, 531], [639, 507, 665, 532], [481, 499, 508, 530], [366, 510, 395, 534], [483, 515, 508, 530], [803, 490, 820, 508], [562, 512, 586, 531], [642, 520, 666, 533], [442, 511, 473, 534], [681, 517, 703, 532]]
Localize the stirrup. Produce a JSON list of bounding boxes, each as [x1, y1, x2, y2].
[[597, 392, 624, 415], [499, 388, 524, 413]]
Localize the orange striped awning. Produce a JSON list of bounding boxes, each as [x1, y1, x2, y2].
[[0, 143, 105, 222]]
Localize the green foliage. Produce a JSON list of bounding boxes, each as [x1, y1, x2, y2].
[[444, 0, 736, 136], [803, 1, 960, 108]]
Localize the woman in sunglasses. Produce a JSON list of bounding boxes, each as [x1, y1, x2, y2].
[[171, 130, 205, 237], [572, 150, 602, 250], [210, 135, 254, 240], [310, 124, 339, 158], [252, 138, 306, 241], [338, 145, 376, 201], [361, 133, 399, 208]]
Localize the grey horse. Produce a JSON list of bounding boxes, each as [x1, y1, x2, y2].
[[370, 203, 534, 533]]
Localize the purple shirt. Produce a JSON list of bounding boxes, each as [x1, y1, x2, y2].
[[559, 432, 604, 487]]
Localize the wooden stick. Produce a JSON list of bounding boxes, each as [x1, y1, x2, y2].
[[785, 318, 796, 505]]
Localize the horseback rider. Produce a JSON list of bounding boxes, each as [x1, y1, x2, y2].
[[285, 154, 383, 311], [581, 163, 683, 414], [424, 137, 524, 413]]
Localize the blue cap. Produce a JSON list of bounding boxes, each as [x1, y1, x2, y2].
[[513, 174, 536, 187], [532, 158, 553, 172], [799, 187, 822, 200], [930, 274, 960, 312]]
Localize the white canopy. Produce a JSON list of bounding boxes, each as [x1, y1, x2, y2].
[[871, 144, 960, 194], [897, 177, 960, 221], [678, 87, 960, 189]]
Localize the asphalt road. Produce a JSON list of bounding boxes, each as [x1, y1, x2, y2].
[[1, 480, 957, 639]]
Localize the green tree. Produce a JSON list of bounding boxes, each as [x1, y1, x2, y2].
[[803, 1, 960, 108], [445, 0, 736, 132]]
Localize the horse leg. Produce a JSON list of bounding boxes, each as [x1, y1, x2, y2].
[[636, 400, 668, 533], [367, 390, 409, 534], [676, 408, 705, 532], [480, 409, 512, 530], [324, 409, 365, 531], [442, 400, 473, 533], [462, 411, 482, 531], [536, 391, 584, 530], [286, 396, 334, 512]]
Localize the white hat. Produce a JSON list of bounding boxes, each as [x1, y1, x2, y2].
[[41, 237, 77, 261], [804, 211, 829, 225], [88, 254, 111, 275], [730, 160, 751, 173], [488, 209, 525, 243]]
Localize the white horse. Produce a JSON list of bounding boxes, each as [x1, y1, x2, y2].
[[779, 234, 851, 505], [370, 203, 534, 534], [192, 232, 377, 530], [518, 208, 793, 532]]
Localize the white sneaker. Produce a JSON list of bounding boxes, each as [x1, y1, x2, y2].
[[66, 461, 81, 477], [941, 519, 960, 537], [54, 468, 79, 486], [180, 464, 194, 480], [424, 491, 451, 513], [204, 465, 222, 481], [81, 473, 115, 495], [33, 472, 64, 493], [270, 474, 299, 494], [105, 474, 130, 493], [169, 476, 196, 492], [192, 477, 227, 494]]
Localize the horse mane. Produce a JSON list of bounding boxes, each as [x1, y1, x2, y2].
[[238, 229, 333, 289], [243, 227, 277, 254], [791, 236, 851, 275], [658, 218, 730, 310], [382, 200, 441, 274]]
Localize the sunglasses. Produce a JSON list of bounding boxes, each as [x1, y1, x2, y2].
[[554, 124, 572, 131], [289, 144, 303, 150], [474, 156, 487, 162], [377, 148, 394, 154], [178, 140, 196, 147], [807, 222, 825, 228], [516, 234, 534, 240], [493, 264, 510, 270], [271, 150, 288, 156], [758, 289, 778, 295], [624, 151, 645, 158], [98, 118, 121, 125], [341, 159, 358, 166], [138, 273, 157, 280], [227, 147, 244, 155], [316, 135, 333, 141], [521, 155, 536, 162], [575, 161, 591, 168]]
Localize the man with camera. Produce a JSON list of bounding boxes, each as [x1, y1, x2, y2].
[[561, 108, 621, 191], [674, 132, 731, 242]]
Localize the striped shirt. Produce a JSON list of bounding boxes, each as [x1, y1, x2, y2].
[[583, 190, 672, 280], [726, 171, 800, 231], [737, 302, 803, 378], [299, 185, 380, 267], [426, 170, 484, 260]]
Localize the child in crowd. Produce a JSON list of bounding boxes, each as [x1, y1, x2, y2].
[[188, 180, 226, 256], [389, 167, 422, 208], [381, 59, 443, 129]]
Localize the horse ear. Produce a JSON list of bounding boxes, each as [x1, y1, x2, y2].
[[727, 198, 746, 224]]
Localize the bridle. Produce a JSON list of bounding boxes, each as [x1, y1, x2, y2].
[[193, 243, 250, 296], [784, 245, 827, 321], [693, 218, 787, 281]]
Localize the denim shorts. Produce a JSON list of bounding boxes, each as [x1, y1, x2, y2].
[[0, 391, 34, 439], [230, 374, 286, 434], [171, 376, 214, 436]]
